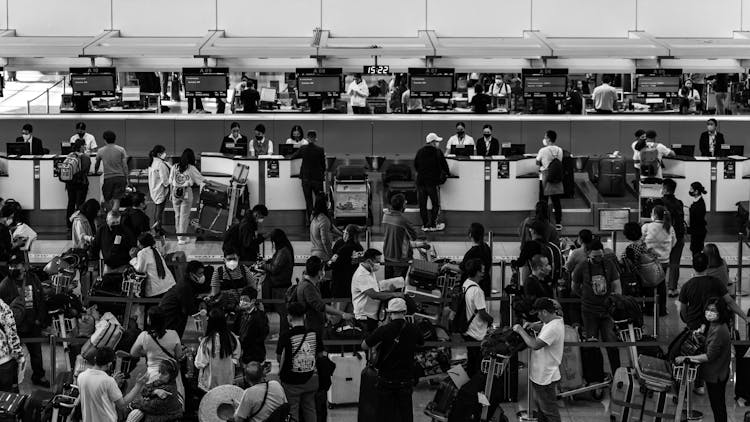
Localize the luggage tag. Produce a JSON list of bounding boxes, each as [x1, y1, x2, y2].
[[477, 392, 490, 406], [114, 235, 122, 245]]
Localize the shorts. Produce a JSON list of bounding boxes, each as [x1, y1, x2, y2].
[[102, 177, 127, 201]]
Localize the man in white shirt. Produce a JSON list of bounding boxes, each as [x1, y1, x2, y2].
[[347, 74, 369, 114], [632, 130, 674, 179], [350, 248, 403, 333], [592, 75, 618, 113], [401, 89, 423, 113], [490, 74, 511, 108], [70, 122, 97, 153], [77, 347, 148, 422], [445, 122, 475, 154], [513, 298, 565, 422], [536, 130, 564, 228], [460, 258, 494, 377], [234, 361, 288, 422]]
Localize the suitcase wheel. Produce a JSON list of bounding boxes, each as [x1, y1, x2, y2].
[[327, 402, 335, 409], [592, 388, 604, 400]]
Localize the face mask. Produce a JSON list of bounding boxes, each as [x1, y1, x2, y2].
[[708, 125, 716, 132], [371, 262, 380, 273], [22, 134, 31, 142], [705, 310, 719, 322], [225, 260, 239, 271], [542, 138, 548, 146], [9, 269, 23, 280], [483, 133, 491, 139], [256, 218, 264, 225], [457, 130, 464, 136], [159, 153, 167, 160], [255, 135, 264, 141], [108, 221, 120, 229]]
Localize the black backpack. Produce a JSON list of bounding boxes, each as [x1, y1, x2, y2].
[[449, 284, 478, 333], [546, 150, 563, 184]]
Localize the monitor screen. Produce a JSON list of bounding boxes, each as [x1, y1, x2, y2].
[[522, 75, 568, 97], [730, 145, 745, 156], [670, 144, 695, 157], [183, 74, 228, 98], [637, 76, 680, 97], [278, 144, 296, 156], [121, 86, 141, 102], [70, 73, 116, 97], [451, 145, 474, 156], [501, 143, 526, 157], [61, 142, 72, 155], [260, 87, 277, 102], [297, 75, 342, 97], [7, 142, 30, 155], [408, 68, 455, 98]]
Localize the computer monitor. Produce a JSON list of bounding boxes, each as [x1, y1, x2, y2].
[[450, 145, 475, 156], [670, 144, 695, 157], [501, 143, 526, 157], [223, 143, 247, 156], [61, 142, 73, 155], [717, 144, 732, 158], [6, 142, 30, 155], [729, 145, 745, 156], [278, 144, 296, 157], [121, 86, 141, 102]]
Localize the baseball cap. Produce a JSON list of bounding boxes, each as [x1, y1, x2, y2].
[[386, 298, 407, 313], [531, 297, 557, 314], [425, 133, 443, 144]]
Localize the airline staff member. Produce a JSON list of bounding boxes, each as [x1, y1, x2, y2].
[[69, 122, 98, 153], [445, 122, 475, 153], [698, 118, 725, 157], [220, 122, 249, 155], [15, 124, 45, 155], [248, 124, 274, 157], [476, 124, 500, 156]]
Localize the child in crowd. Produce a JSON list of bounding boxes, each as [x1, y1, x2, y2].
[[126, 360, 183, 422]]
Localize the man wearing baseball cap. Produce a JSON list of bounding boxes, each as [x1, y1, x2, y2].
[[512, 297, 564, 422], [414, 132, 450, 232], [362, 298, 423, 422]]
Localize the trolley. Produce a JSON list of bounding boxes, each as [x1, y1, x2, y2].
[[193, 163, 250, 239], [330, 165, 370, 227]]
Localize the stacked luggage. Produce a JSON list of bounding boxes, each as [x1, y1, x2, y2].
[[194, 163, 250, 239], [332, 165, 370, 226]]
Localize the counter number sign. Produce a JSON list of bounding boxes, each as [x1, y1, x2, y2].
[[363, 65, 390, 75], [497, 161, 510, 179], [267, 160, 279, 178]]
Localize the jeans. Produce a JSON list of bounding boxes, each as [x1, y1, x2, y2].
[[643, 264, 668, 315], [581, 312, 620, 374], [462, 335, 482, 378], [667, 238, 685, 291], [302, 179, 324, 222], [705, 377, 728, 422], [66, 185, 88, 228], [376, 378, 414, 422], [0, 359, 18, 392], [531, 381, 561, 422], [715, 92, 727, 115], [152, 201, 166, 232], [21, 327, 45, 381], [417, 184, 440, 227], [689, 231, 706, 257], [538, 181, 562, 224], [283, 374, 319, 422], [172, 188, 193, 242]]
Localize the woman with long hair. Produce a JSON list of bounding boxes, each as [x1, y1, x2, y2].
[[310, 196, 341, 262], [641, 205, 676, 315], [169, 148, 204, 245], [71, 198, 100, 248], [285, 125, 308, 147], [194, 308, 241, 392], [148, 144, 171, 235], [134, 232, 176, 298], [263, 229, 294, 335], [518, 200, 559, 246], [675, 297, 731, 422], [703, 243, 730, 287]]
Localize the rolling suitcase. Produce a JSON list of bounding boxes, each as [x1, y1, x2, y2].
[[580, 342, 606, 383], [558, 325, 584, 393], [595, 156, 626, 197], [195, 204, 229, 239], [328, 352, 366, 406], [425, 376, 459, 420], [736, 319, 750, 403], [610, 367, 643, 422], [562, 152, 576, 198], [200, 180, 229, 208]]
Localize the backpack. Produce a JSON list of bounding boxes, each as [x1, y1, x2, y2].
[[636, 247, 665, 288], [588, 261, 608, 296], [284, 279, 307, 309], [58, 153, 82, 183], [546, 149, 563, 184], [449, 284, 478, 334], [536, 240, 563, 283], [639, 146, 660, 177]]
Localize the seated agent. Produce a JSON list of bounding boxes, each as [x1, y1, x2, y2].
[[249, 124, 274, 157], [476, 124, 500, 157], [220, 122, 249, 155], [70, 121, 98, 153], [15, 123, 45, 155], [445, 122, 475, 153]]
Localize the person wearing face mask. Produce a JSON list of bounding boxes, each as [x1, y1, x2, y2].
[[678, 79, 701, 114], [63, 139, 91, 231], [476, 124, 500, 157], [351, 248, 404, 334], [285, 125, 308, 147], [457, 259, 493, 378], [290, 131, 326, 225], [294, 256, 354, 338], [248, 124, 274, 157], [330, 224, 364, 303], [170, 148, 205, 245], [571, 240, 622, 375], [536, 130, 564, 229], [15, 123, 44, 155], [0, 204, 24, 278], [211, 250, 258, 315], [236, 287, 268, 365], [223, 204, 269, 264], [698, 118, 725, 157], [469, 84, 492, 114], [69, 121, 97, 153], [159, 260, 204, 337], [445, 122, 475, 154], [630, 129, 647, 192], [442, 223, 492, 296], [148, 145, 171, 235], [92, 210, 138, 274], [0, 254, 48, 387], [220, 122, 249, 155], [687, 182, 708, 256], [660, 178, 685, 298], [675, 298, 731, 422]]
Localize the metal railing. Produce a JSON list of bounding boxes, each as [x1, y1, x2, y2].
[[26, 77, 66, 114]]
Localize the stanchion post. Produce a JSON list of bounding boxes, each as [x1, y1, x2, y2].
[[653, 292, 659, 336], [49, 336, 57, 386], [737, 232, 744, 339], [519, 348, 537, 422], [488, 231, 494, 283]]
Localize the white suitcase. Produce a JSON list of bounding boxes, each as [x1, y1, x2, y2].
[[327, 352, 366, 406]]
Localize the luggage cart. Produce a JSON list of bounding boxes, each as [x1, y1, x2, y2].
[[331, 165, 370, 227], [193, 163, 250, 239], [638, 179, 663, 222]]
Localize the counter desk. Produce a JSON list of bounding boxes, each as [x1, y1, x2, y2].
[[662, 155, 750, 212]]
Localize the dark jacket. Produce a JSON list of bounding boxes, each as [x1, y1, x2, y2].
[[263, 246, 294, 289], [122, 208, 150, 236], [414, 145, 450, 186], [698, 131, 725, 157], [0, 274, 46, 334], [661, 194, 686, 239], [476, 137, 500, 157], [14, 136, 44, 156], [220, 135, 249, 155], [240, 88, 260, 113], [158, 280, 196, 338], [292, 143, 326, 182], [382, 209, 417, 263], [91, 224, 137, 269], [688, 197, 707, 235], [223, 216, 263, 263]]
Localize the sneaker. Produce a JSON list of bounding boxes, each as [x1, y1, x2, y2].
[[422, 226, 434, 232], [555, 224, 563, 231], [434, 223, 446, 231], [693, 386, 706, 396], [177, 239, 187, 245]]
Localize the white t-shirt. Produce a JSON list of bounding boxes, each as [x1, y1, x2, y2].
[[536, 145, 563, 181], [134, 247, 176, 297], [148, 157, 171, 205], [348, 80, 369, 107], [632, 141, 672, 174], [446, 134, 475, 152], [235, 380, 288, 422], [77, 368, 122, 422], [285, 138, 309, 146], [530, 317, 565, 386], [462, 280, 488, 341], [70, 133, 98, 153], [351, 264, 380, 320]]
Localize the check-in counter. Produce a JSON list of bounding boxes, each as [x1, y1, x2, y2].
[[199, 153, 304, 211], [442, 157, 485, 211], [715, 157, 750, 212], [490, 156, 539, 211], [662, 156, 750, 212]]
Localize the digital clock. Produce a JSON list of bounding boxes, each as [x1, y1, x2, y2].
[[363, 65, 390, 75]]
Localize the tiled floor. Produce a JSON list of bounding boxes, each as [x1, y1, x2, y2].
[[22, 238, 750, 421]]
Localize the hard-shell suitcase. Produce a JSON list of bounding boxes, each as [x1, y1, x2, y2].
[[638, 355, 672, 382], [200, 180, 230, 208], [562, 152, 576, 198], [328, 352, 366, 406], [610, 367, 643, 422], [425, 376, 459, 419], [558, 325, 584, 392], [736, 319, 750, 402], [22, 391, 52, 422], [196, 204, 229, 239]]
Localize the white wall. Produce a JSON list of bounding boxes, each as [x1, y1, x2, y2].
[[2, 0, 750, 38]]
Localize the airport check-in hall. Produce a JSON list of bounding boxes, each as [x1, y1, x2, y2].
[[4, 1, 750, 421]]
